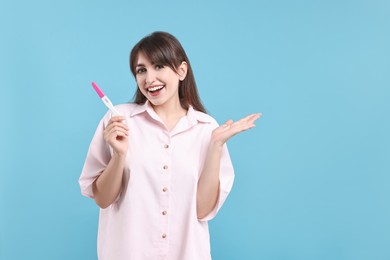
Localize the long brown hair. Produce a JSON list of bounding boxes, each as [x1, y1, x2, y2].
[[129, 31, 206, 113]]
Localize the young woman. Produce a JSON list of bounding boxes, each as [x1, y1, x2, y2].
[[79, 31, 260, 260]]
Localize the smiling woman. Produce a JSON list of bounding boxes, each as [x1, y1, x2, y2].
[[134, 52, 187, 116], [79, 31, 260, 260], [130, 32, 206, 114]]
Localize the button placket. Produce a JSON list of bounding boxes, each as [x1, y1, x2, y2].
[[160, 137, 171, 245]]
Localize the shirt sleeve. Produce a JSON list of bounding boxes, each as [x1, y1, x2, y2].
[[79, 114, 111, 198], [199, 143, 235, 222]]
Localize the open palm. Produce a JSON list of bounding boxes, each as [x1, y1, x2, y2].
[[211, 113, 262, 146]]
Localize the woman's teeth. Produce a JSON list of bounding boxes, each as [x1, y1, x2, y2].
[[148, 86, 164, 92]]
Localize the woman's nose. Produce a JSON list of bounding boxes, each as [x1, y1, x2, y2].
[[145, 70, 156, 85]]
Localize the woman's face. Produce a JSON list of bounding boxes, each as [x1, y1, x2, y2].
[[135, 52, 187, 108]]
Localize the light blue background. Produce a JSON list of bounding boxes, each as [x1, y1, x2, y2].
[[1, 0, 389, 259]]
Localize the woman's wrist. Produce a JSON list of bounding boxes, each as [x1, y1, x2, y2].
[[112, 151, 127, 161], [208, 140, 224, 154]]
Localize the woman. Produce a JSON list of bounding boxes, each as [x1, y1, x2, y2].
[[79, 31, 261, 259]]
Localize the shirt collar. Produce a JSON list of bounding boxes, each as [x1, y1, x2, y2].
[[186, 105, 211, 125], [130, 100, 154, 117], [130, 101, 211, 125]]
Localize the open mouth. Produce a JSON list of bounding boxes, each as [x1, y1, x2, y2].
[[147, 85, 165, 94]]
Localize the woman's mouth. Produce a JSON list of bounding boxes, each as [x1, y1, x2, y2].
[[147, 85, 165, 96]]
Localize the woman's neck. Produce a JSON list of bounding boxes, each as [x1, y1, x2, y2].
[[152, 99, 187, 131]]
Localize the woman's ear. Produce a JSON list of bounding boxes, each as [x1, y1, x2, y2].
[[178, 61, 188, 81]]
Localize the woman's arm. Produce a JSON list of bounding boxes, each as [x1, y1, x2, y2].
[[92, 116, 129, 209], [196, 142, 223, 219], [197, 113, 261, 219], [92, 153, 126, 208]]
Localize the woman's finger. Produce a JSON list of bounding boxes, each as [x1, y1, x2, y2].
[[221, 119, 234, 128], [109, 116, 126, 123], [106, 124, 128, 135], [236, 113, 261, 125], [106, 116, 127, 129], [104, 124, 129, 142], [110, 128, 128, 138], [105, 120, 129, 134], [234, 113, 261, 129], [213, 113, 262, 144]]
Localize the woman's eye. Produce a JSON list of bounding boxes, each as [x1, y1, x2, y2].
[[137, 68, 146, 74], [155, 64, 164, 70]]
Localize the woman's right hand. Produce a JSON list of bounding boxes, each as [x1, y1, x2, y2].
[[103, 116, 129, 156]]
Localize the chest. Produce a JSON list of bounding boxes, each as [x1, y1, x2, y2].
[[124, 118, 211, 180]]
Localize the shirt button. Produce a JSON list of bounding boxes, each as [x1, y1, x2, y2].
[[162, 233, 167, 239], [162, 187, 168, 192], [164, 144, 169, 149], [163, 165, 168, 170], [162, 210, 167, 215]]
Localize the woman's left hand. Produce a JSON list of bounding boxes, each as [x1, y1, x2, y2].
[[211, 113, 262, 147]]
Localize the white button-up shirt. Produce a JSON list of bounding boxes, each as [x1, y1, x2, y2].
[[79, 102, 234, 260]]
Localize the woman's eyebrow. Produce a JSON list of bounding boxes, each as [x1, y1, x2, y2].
[[135, 63, 145, 68]]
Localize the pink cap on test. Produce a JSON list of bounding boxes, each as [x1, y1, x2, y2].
[[92, 82, 105, 98]]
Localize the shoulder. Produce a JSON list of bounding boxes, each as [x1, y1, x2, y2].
[[191, 109, 219, 128], [194, 110, 216, 123], [114, 103, 140, 116], [100, 103, 141, 125]]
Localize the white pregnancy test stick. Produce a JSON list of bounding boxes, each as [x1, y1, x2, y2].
[[91, 82, 121, 116]]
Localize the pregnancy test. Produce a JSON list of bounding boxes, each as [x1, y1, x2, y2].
[[91, 82, 121, 116]]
